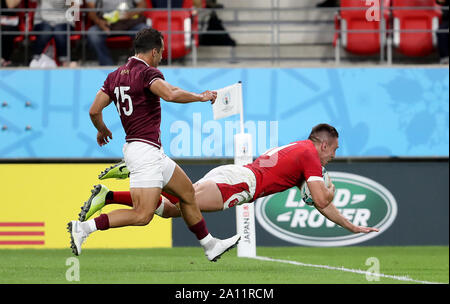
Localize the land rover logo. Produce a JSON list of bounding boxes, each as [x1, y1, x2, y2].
[[255, 172, 398, 247]]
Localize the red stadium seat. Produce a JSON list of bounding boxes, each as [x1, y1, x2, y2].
[[392, 0, 442, 57], [334, 0, 391, 56], [144, 0, 198, 60], [105, 35, 133, 49], [13, 0, 36, 44]]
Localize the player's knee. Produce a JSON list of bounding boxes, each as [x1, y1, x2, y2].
[[134, 211, 154, 226]]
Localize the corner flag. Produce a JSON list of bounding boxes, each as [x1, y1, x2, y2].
[[212, 83, 243, 120], [212, 82, 256, 258]]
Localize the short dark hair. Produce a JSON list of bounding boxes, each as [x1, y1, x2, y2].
[[308, 123, 339, 143], [133, 28, 164, 54]]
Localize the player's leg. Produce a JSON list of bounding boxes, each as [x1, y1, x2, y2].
[[107, 190, 134, 206], [79, 186, 178, 220], [193, 181, 225, 212], [163, 161, 240, 262], [106, 187, 161, 227], [69, 187, 161, 255], [159, 182, 223, 217], [78, 185, 134, 221], [159, 166, 246, 217], [163, 164, 203, 226], [159, 197, 181, 218], [89, 141, 165, 227], [69, 142, 164, 255]]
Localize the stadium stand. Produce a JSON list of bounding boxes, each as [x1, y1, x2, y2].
[[392, 0, 442, 57], [2, 0, 448, 66], [12, 0, 34, 45]]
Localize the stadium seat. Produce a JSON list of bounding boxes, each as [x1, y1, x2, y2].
[[392, 0, 442, 57], [13, 0, 35, 44], [334, 0, 391, 57], [144, 0, 198, 60]]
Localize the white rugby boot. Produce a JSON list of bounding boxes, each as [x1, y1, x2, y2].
[[67, 220, 90, 256], [203, 234, 241, 262]]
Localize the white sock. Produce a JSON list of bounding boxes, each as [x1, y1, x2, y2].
[[80, 219, 97, 235]]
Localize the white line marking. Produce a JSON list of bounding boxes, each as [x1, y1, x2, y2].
[[251, 256, 445, 284]]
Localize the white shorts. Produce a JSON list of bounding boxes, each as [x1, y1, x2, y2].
[[196, 164, 257, 210], [123, 141, 176, 189]]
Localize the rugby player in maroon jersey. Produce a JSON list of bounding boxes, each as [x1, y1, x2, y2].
[[68, 28, 240, 261]]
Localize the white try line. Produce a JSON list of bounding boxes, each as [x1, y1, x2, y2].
[[251, 256, 445, 284]]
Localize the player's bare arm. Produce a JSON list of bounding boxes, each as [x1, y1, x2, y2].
[[315, 200, 380, 234], [149, 79, 217, 104], [89, 90, 113, 146], [307, 180, 335, 209]]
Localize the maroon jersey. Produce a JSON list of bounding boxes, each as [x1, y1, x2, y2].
[[101, 56, 164, 148], [245, 140, 323, 200]]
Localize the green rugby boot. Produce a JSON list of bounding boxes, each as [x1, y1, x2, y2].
[[78, 184, 109, 221], [98, 160, 129, 180]]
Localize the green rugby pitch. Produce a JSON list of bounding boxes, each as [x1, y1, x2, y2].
[[0, 246, 448, 284]]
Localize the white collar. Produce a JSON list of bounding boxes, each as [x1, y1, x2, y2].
[[130, 56, 150, 67]]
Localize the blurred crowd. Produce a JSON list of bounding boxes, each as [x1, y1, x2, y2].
[[0, 0, 448, 67]]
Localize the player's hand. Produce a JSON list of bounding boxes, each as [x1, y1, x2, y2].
[[97, 19, 110, 33], [200, 90, 217, 104], [97, 129, 112, 146], [352, 226, 379, 234]]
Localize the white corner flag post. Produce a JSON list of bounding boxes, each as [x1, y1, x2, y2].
[[212, 81, 256, 258]]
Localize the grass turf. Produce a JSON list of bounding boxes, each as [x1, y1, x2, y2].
[[0, 246, 448, 284]]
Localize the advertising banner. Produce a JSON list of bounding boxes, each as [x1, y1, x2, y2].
[[173, 160, 449, 247], [0, 164, 172, 249]]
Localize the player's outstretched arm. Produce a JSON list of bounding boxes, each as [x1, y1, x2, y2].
[[89, 90, 113, 146], [150, 79, 217, 104], [315, 202, 379, 234], [308, 180, 335, 209]]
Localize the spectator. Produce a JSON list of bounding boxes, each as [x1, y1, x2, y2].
[[436, 0, 449, 63], [29, 0, 77, 67], [86, 0, 148, 66], [1, 0, 22, 67]]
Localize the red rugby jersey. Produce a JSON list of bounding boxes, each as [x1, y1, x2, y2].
[[245, 139, 323, 200], [101, 56, 164, 148]]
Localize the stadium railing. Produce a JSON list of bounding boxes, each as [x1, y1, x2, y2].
[[0, 2, 448, 66]]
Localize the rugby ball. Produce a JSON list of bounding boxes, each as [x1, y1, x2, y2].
[[300, 167, 331, 206]]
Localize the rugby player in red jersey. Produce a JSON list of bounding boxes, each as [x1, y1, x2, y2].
[[82, 124, 379, 235], [68, 28, 240, 261]]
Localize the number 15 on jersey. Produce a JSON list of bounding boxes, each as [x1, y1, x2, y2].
[[114, 86, 133, 116]]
